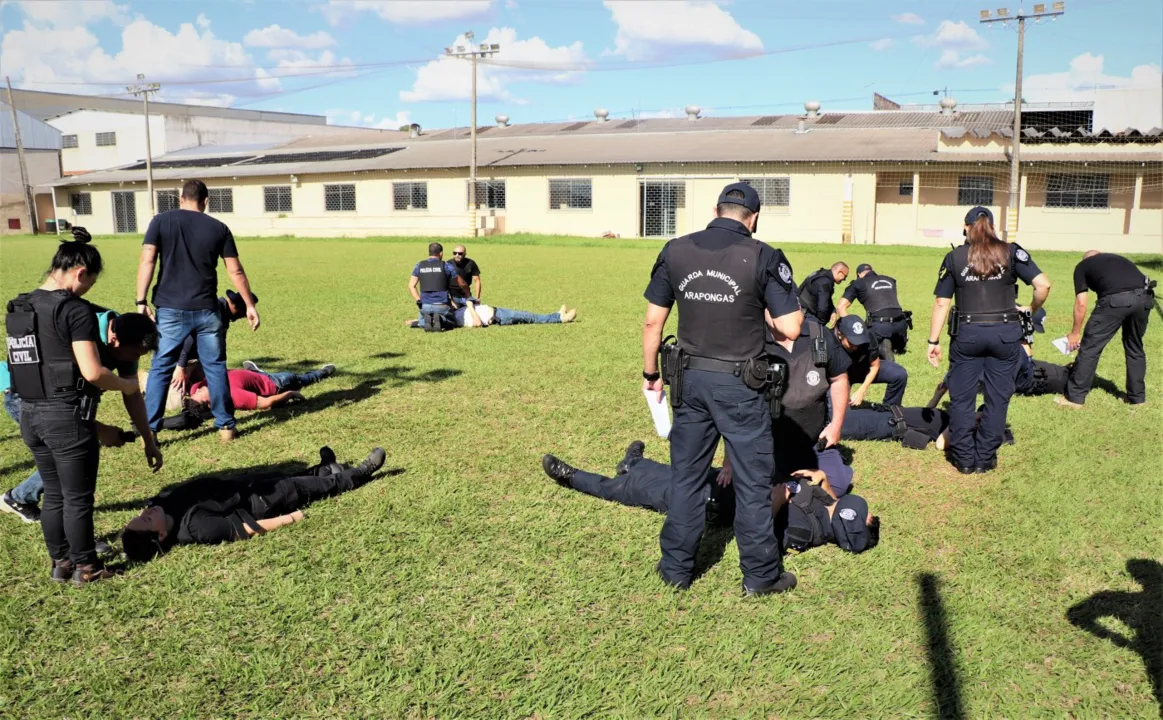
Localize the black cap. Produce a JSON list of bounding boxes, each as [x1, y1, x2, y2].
[[717, 182, 761, 213], [856, 263, 873, 275], [831, 494, 870, 553], [225, 290, 258, 320], [836, 315, 871, 346], [965, 206, 994, 226]]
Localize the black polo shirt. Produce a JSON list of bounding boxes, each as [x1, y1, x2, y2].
[[144, 209, 239, 311], [1072, 253, 1147, 298], [450, 257, 481, 298]]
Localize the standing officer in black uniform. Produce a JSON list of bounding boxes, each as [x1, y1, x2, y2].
[[6, 232, 163, 586], [642, 182, 801, 596], [926, 207, 1051, 473], [1058, 250, 1154, 408], [798, 262, 849, 326], [837, 263, 911, 360]]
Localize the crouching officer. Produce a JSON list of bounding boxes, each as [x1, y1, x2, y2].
[[797, 262, 849, 326], [835, 315, 909, 406], [407, 242, 471, 331], [837, 263, 911, 360], [6, 232, 162, 586], [642, 182, 802, 596], [926, 207, 1051, 473]]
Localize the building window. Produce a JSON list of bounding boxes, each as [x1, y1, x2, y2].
[[95, 132, 117, 147], [324, 183, 357, 212], [8, 218, 20, 230], [548, 178, 592, 210], [156, 190, 179, 213], [899, 179, 914, 197], [207, 188, 234, 214], [1046, 174, 1110, 209], [740, 177, 790, 207], [62, 135, 79, 149], [393, 182, 428, 211], [263, 185, 293, 213], [70, 192, 93, 215], [469, 180, 506, 210], [958, 176, 993, 206]]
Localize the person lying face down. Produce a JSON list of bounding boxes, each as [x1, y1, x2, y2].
[[120, 446, 385, 561], [541, 441, 878, 554]]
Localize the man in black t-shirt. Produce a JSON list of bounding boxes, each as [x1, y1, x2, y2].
[[137, 180, 260, 442], [449, 244, 482, 303], [1060, 250, 1154, 407]]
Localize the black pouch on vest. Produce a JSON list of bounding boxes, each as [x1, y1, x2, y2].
[[947, 307, 961, 338], [659, 336, 684, 408], [902, 428, 932, 450], [1109, 293, 1133, 308], [5, 307, 48, 400], [741, 357, 770, 391]]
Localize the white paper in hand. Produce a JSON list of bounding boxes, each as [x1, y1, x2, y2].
[[644, 388, 672, 439], [1051, 336, 1073, 355]]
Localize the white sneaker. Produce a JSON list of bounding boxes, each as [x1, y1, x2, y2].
[[561, 308, 577, 323], [242, 360, 261, 373]]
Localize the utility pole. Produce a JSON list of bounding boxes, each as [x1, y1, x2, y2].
[[980, 2, 1065, 242], [446, 32, 499, 237], [127, 73, 161, 216], [5, 76, 38, 234]]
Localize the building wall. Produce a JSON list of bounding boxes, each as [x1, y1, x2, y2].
[[1, 149, 61, 235]]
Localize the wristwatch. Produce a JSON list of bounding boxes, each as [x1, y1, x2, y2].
[[136, 299, 148, 306], [927, 339, 940, 346], [642, 370, 661, 381]]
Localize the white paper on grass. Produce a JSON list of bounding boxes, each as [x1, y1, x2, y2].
[[1051, 336, 1073, 355], [644, 388, 672, 439]]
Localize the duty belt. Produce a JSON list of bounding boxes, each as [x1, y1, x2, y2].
[[870, 313, 907, 323], [684, 355, 745, 375], [958, 310, 1022, 324]]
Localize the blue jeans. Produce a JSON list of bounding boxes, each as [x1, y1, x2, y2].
[[417, 303, 456, 329], [493, 307, 561, 325], [148, 307, 234, 431], [4, 392, 44, 504], [265, 370, 328, 391]]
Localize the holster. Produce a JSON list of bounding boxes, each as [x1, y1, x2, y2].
[[1019, 309, 1035, 343], [947, 307, 961, 338], [904, 310, 914, 330], [659, 336, 684, 408], [766, 359, 788, 420]]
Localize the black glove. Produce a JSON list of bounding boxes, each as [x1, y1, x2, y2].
[[71, 226, 92, 243], [416, 299, 423, 309]]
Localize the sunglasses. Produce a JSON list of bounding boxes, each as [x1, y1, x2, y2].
[[453, 252, 466, 256]]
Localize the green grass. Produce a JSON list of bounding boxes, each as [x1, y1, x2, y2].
[[1, 234, 1160, 718]]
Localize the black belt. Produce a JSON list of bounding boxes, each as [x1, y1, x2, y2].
[[685, 355, 746, 375], [959, 311, 1022, 324], [870, 313, 906, 323]]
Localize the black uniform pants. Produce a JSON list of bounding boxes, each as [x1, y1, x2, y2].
[[662, 369, 780, 589], [869, 317, 910, 360], [20, 400, 100, 565], [947, 323, 1023, 468], [1066, 289, 1152, 404], [247, 467, 360, 519]]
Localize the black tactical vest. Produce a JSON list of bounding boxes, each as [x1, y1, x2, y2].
[[415, 258, 450, 295], [797, 269, 828, 315], [5, 290, 94, 403], [666, 234, 766, 361], [772, 321, 830, 439], [860, 274, 902, 315], [951, 244, 1017, 314]]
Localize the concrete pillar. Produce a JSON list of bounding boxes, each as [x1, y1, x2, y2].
[[911, 170, 920, 243], [841, 174, 853, 244]]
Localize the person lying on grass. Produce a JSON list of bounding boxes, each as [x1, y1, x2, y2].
[[405, 302, 577, 329], [120, 446, 385, 561], [187, 363, 336, 413], [541, 442, 877, 555]]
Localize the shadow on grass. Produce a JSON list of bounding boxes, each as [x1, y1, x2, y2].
[[1091, 375, 1127, 401], [1067, 559, 1162, 717], [691, 525, 736, 584], [917, 572, 965, 720], [0, 458, 36, 477]]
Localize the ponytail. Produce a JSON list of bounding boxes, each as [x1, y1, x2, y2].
[[964, 215, 1008, 279], [48, 226, 103, 278]]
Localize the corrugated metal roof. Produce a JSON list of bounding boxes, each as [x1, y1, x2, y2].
[[9, 89, 326, 124], [1, 101, 61, 150]]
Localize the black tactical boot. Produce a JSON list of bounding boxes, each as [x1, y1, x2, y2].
[[541, 455, 577, 487], [351, 448, 386, 482], [615, 440, 646, 476], [743, 571, 797, 597]]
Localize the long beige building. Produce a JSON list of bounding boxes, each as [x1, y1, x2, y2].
[[46, 103, 1162, 252]]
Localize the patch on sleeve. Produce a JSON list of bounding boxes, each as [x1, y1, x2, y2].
[[778, 262, 793, 284], [1014, 244, 1030, 263], [938, 264, 950, 282]]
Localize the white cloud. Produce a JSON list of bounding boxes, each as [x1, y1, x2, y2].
[[196, 13, 211, 30], [401, 27, 588, 103], [915, 20, 988, 51], [244, 25, 336, 50], [935, 50, 990, 70], [321, 0, 493, 26], [1017, 53, 1163, 103], [604, 0, 762, 61], [325, 108, 413, 129], [869, 38, 894, 51], [893, 12, 925, 25], [11, 0, 130, 28]]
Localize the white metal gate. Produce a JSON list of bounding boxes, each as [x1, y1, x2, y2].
[[639, 181, 685, 237], [112, 191, 137, 233]]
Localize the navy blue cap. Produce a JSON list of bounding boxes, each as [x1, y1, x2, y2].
[[856, 263, 873, 275], [718, 182, 761, 213], [831, 494, 870, 553], [836, 315, 871, 346], [965, 206, 994, 226]]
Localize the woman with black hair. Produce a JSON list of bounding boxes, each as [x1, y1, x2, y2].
[[926, 208, 1052, 474], [5, 229, 163, 585]]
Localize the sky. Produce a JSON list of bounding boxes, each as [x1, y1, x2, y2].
[[2, 0, 1160, 130]]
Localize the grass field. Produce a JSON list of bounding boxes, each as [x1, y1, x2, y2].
[[1, 233, 1160, 718]]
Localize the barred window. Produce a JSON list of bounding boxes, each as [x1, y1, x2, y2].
[[70, 192, 92, 215], [207, 188, 234, 214], [62, 134, 79, 149], [1046, 174, 1109, 209], [324, 183, 356, 212], [958, 176, 993, 206], [156, 190, 179, 213], [548, 178, 592, 210], [95, 131, 116, 147], [264, 185, 293, 212], [393, 182, 428, 211], [740, 177, 790, 207], [469, 180, 506, 209], [899, 179, 913, 197]]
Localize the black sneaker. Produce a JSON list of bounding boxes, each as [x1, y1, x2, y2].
[[656, 562, 691, 591], [319, 364, 337, 378], [318, 446, 338, 467], [541, 454, 577, 487], [1, 491, 40, 523], [615, 440, 646, 476], [50, 559, 74, 583], [743, 571, 797, 597], [352, 448, 386, 480]]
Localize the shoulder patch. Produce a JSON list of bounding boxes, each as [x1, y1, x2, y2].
[[938, 264, 950, 281], [778, 263, 793, 284], [1014, 245, 1030, 263]]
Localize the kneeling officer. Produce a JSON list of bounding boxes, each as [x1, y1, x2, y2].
[[641, 182, 803, 596]]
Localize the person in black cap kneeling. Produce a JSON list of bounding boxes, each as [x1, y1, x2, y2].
[[642, 181, 802, 596], [837, 263, 911, 361], [835, 314, 909, 407]]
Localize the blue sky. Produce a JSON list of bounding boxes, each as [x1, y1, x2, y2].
[[2, 0, 1160, 129]]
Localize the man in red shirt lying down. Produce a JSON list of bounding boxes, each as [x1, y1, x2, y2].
[[188, 364, 335, 412]]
